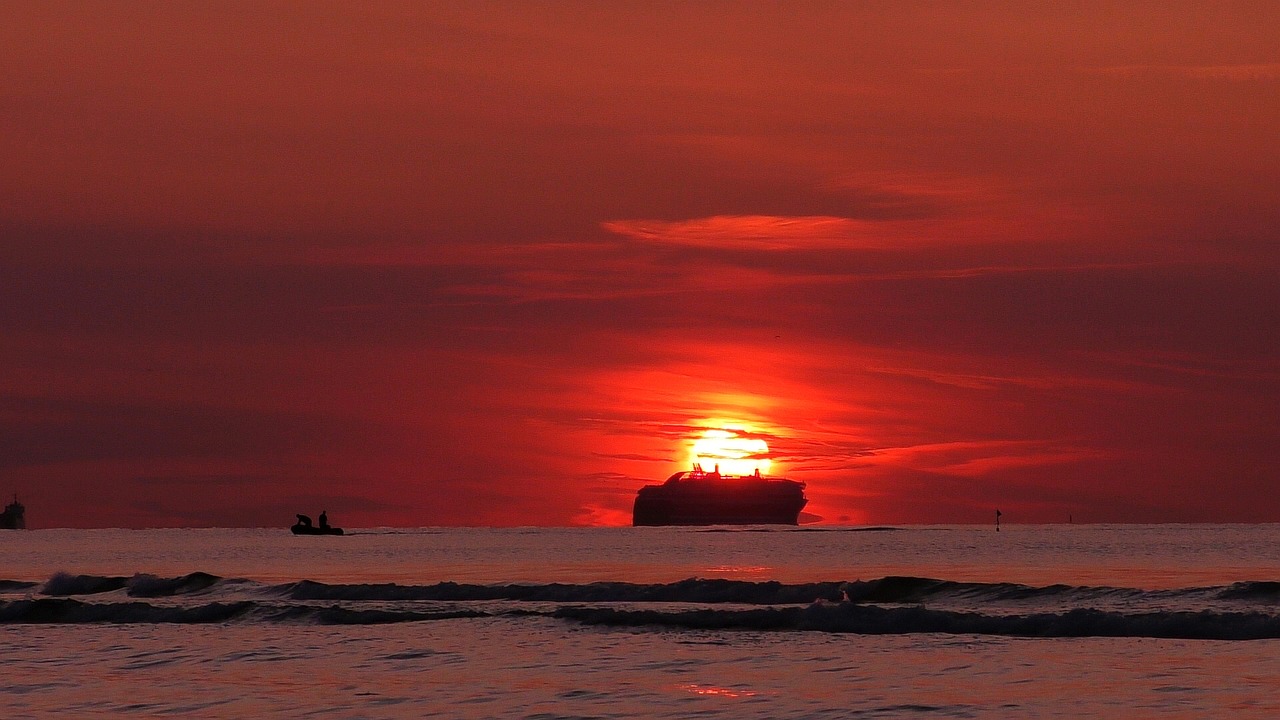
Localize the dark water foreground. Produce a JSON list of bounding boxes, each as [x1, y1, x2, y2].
[[2, 525, 1280, 717]]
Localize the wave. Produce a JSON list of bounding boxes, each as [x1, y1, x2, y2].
[[11, 572, 1280, 637], [1217, 581, 1280, 601], [276, 575, 1236, 607], [552, 603, 1280, 640], [23, 573, 1279, 606], [125, 572, 224, 597], [38, 572, 226, 598], [837, 576, 1152, 605], [0, 580, 40, 592], [0, 598, 488, 625], [41, 573, 131, 596], [6, 593, 1279, 638], [0, 598, 252, 623], [279, 578, 850, 604]]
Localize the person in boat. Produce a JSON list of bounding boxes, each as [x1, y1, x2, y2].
[[318, 510, 329, 530], [296, 513, 313, 528]]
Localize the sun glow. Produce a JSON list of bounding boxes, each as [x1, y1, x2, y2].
[[690, 428, 772, 476]]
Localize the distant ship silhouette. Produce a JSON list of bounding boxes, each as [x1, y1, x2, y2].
[[633, 466, 807, 526], [1, 495, 25, 530]]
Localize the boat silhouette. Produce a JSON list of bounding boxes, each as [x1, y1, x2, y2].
[[0, 495, 24, 530], [632, 466, 807, 526], [291, 512, 343, 535]]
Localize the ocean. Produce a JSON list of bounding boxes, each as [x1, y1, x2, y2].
[[2, 524, 1279, 718]]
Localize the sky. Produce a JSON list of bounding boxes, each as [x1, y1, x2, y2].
[[2, 2, 1277, 528]]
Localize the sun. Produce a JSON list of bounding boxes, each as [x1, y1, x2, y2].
[[690, 428, 772, 476]]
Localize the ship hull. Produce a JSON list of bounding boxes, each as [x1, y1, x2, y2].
[[291, 524, 344, 535], [632, 476, 807, 526]]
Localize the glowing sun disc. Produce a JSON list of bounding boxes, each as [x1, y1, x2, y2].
[[690, 428, 771, 476]]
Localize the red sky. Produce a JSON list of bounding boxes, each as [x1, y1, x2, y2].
[[2, 2, 1277, 527]]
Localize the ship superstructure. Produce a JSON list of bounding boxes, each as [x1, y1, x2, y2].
[[632, 466, 807, 526]]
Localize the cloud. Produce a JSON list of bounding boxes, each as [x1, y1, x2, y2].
[[854, 440, 1089, 471], [602, 215, 920, 250], [929, 448, 1110, 478], [1091, 349, 1280, 384], [4, 4, 1279, 527], [572, 503, 633, 527], [861, 362, 1157, 393], [592, 451, 673, 462], [1089, 64, 1280, 81]]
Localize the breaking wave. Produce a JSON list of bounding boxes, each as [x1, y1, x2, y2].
[[37, 572, 225, 598]]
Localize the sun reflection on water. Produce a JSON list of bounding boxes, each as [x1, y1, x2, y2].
[[677, 683, 767, 699], [700, 565, 774, 578]]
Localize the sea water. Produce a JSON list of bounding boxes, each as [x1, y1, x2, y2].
[[2, 525, 1279, 718]]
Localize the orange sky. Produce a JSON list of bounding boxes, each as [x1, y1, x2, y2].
[[1, 2, 1277, 527]]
